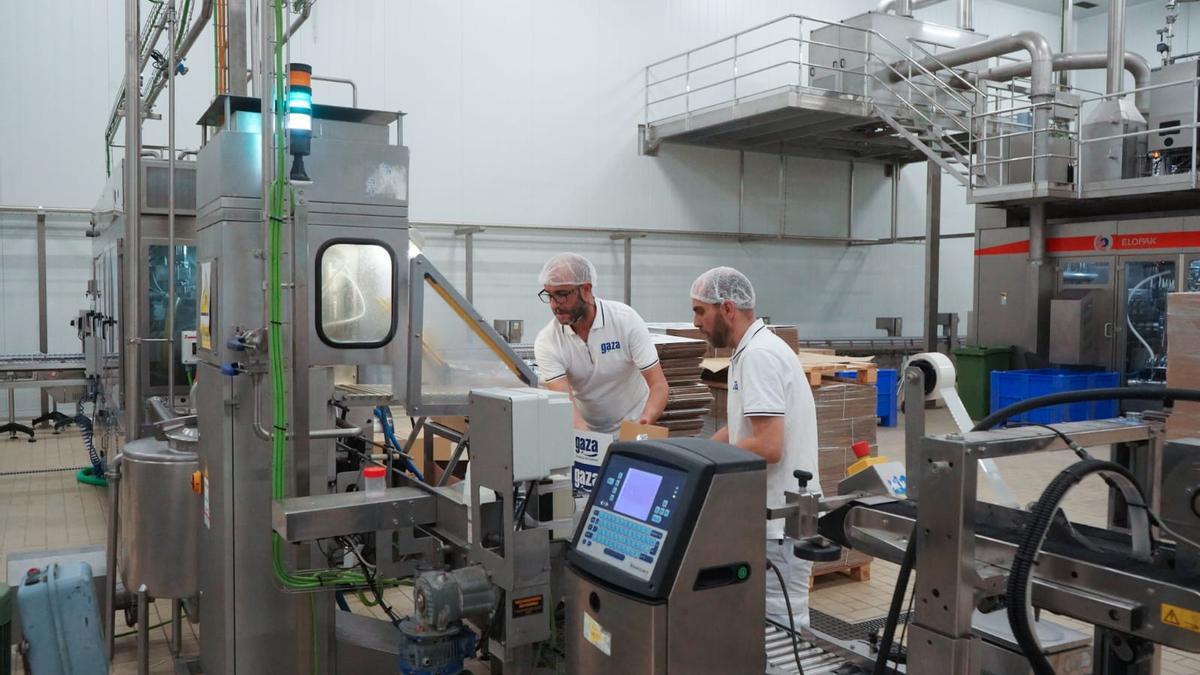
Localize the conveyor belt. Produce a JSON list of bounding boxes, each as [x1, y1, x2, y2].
[[332, 383, 395, 406], [822, 498, 1200, 588], [0, 353, 86, 371], [765, 623, 863, 674]]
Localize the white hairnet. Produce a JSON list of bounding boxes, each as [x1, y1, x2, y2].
[[539, 253, 597, 287], [690, 266, 756, 309]]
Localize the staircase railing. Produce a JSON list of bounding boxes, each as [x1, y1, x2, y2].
[[641, 14, 985, 183]]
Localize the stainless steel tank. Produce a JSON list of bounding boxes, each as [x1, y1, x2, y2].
[[118, 435, 200, 599]]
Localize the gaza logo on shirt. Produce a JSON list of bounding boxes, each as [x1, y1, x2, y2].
[[732, 380, 739, 391], [599, 341, 622, 355]]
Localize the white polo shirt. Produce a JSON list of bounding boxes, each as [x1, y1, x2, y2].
[[727, 319, 820, 541], [534, 299, 660, 434]]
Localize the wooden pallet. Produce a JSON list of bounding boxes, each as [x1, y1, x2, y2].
[[804, 363, 878, 386], [812, 561, 871, 583], [811, 550, 873, 583], [797, 351, 878, 387]]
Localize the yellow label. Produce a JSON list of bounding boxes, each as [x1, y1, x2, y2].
[[583, 612, 611, 656], [1161, 603, 1200, 633]]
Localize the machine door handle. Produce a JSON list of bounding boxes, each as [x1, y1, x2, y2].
[[1104, 322, 1114, 338]]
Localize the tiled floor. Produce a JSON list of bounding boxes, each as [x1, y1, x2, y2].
[[3, 410, 1199, 673]]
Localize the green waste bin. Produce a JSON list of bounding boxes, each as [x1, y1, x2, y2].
[[952, 345, 1012, 421], [1, 582, 10, 675]]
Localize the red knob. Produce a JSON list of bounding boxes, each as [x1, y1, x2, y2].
[[852, 441, 871, 459]]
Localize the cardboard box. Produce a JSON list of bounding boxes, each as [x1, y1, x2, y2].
[[1167, 293, 1200, 440], [618, 420, 669, 442]]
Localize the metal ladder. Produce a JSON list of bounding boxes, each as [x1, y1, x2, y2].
[[859, 34, 987, 187]]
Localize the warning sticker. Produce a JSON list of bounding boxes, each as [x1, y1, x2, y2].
[[512, 594, 544, 618], [583, 612, 612, 656], [1161, 603, 1200, 633]]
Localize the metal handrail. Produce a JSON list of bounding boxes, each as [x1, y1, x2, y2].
[[870, 56, 973, 125], [866, 38, 977, 117], [973, 153, 1077, 169], [648, 37, 803, 87], [1079, 77, 1195, 103], [647, 60, 805, 107], [971, 98, 1079, 120], [645, 14, 806, 70], [905, 37, 987, 101], [1079, 121, 1200, 146], [644, 11, 987, 122], [867, 56, 973, 147]]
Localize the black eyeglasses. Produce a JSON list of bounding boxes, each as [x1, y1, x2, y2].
[[538, 288, 581, 304]]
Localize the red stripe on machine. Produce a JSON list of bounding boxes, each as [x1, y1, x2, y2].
[[976, 231, 1200, 256], [974, 240, 1030, 256]]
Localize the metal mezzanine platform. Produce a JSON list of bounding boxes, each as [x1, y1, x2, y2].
[[643, 84, 925, 164], [640, 12, 986, 169]]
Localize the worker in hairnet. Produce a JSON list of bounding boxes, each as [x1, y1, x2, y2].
[[534, 253, 669, 434], [690, 266, 819, 632]]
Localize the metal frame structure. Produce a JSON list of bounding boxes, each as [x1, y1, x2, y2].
[[405, 253, 537, 417], [811, 368, 1200, 673]]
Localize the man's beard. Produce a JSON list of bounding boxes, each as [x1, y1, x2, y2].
[[705, 314, 733, 349], [556, 301, 590, 325]]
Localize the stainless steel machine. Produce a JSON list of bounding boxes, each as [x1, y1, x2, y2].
[[564, 438, 767, 674], [793, 367, 1200, 674]]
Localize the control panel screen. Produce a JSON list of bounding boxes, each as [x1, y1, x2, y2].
[[577, 455, 688, 581], [612, 468, 661, 521]]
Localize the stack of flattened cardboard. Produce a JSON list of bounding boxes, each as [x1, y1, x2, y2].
[[811, 381, 877, 579], [647, 322, 800, 358], [812, 383, 878, 495], [651, 333, 712, 436], [1167, 293, 1200, 440]]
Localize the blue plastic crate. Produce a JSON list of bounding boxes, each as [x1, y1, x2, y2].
[[989, 368, 1120, 425], [876, 369, 898, 427]]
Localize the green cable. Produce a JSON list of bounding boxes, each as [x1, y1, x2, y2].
[[263, 0, 373, 593]]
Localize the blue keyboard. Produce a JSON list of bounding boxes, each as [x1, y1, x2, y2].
[[579, 508, 666, 580]]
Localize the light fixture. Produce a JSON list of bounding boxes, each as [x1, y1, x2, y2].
[[287, 63, 313, 182]]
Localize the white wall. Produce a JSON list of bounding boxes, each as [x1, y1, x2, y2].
[[1074, 2, 1200, 95], [0, 0, 1060, 416]]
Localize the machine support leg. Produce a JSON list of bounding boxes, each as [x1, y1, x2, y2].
[[105, 462, 122, 660], [137, 585, 150, 675], [924, 161, 942, 354], [171, 598, 183, 656]]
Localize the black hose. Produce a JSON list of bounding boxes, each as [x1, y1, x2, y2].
[[765, 559, 805, 675], [1006, 459, 1145, 675], [873, 529, 916, 675], [972, 387, 1200, 432]]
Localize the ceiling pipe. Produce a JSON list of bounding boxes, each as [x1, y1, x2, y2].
[[876, 0, 973, 30], [887, 30, 1055, 189], [143, 0, 215, 115], [1108, 0, 1127, 95], [876, 0, 951, 15], [975, 51, 1153, 112]]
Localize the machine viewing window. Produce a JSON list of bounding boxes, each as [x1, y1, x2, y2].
[[1061, 261, 1110, 287], [1188, 259, 1200, 292], [316, 241, 396, 348]]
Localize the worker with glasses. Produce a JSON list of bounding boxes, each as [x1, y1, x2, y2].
[[690, 266, 820, 632], [533, 253, 668, 433]]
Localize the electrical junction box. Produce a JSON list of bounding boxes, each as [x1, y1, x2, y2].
[[469, 388, 573, 482], [181, 330, 199, 364]]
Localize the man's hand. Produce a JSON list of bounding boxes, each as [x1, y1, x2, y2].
[[637, 363, 669, 425], [545, 377, 588, 430], [711, 426, 730, 443]]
